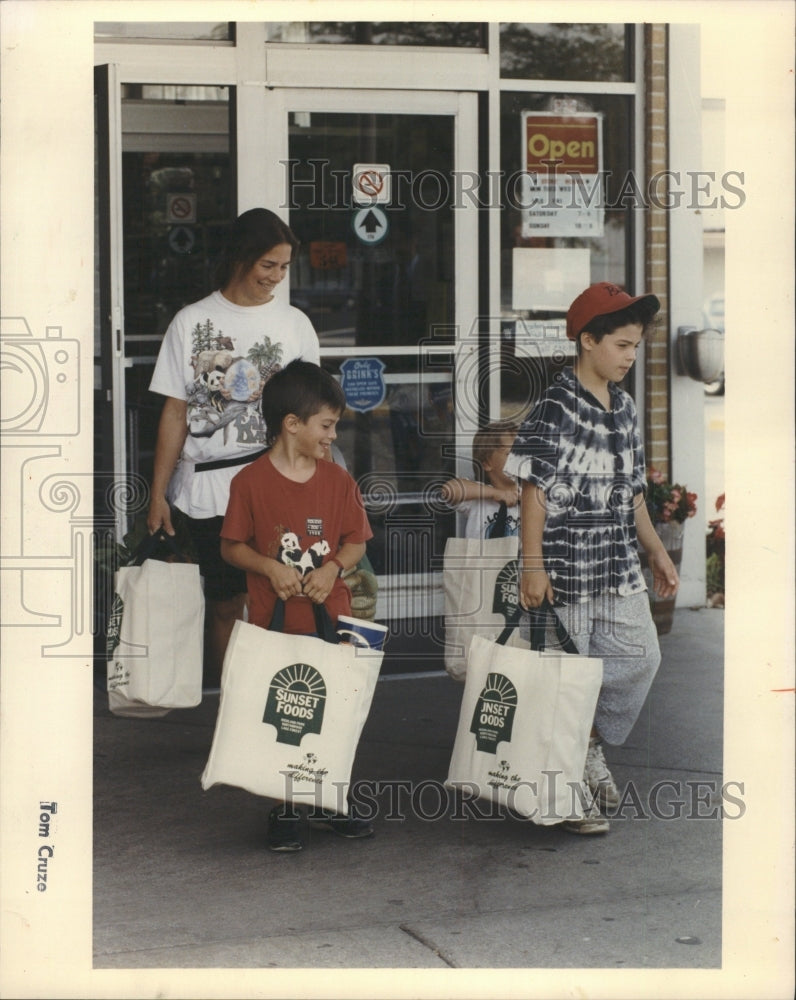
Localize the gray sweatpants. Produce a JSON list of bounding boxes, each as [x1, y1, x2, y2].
[[545, 592, 661, 746]]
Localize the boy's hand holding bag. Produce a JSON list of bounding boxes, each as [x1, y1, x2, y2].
[[200, 600, 382, 815], [443, 501, 519, 682], [106, 531, 204, 717], [445, 603, 603, 825]]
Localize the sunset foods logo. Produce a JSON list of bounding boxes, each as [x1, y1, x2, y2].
[[492, 559, 519, 623], [263, 663, 327, 746], [105, 593, 123, 658], [470, 673, 518, 753], [105, 593, 129, 691]]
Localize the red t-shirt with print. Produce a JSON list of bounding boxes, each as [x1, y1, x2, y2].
[[221, 453, 372, 634]]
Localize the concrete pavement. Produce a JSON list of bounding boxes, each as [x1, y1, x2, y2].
[[93, 607, 725, 972]]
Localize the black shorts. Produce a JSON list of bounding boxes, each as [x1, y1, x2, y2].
[[178, 511, 247, 603]]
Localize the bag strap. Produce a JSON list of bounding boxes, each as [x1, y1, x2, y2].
[[194, 447, 268, 473], [267, 598, 340, 645], [493, 600, 579, 654], [528, 600, 580, 654], [494, 605, 523, 646], [127, 531, 186, 566], [491, 500, 509, 538]]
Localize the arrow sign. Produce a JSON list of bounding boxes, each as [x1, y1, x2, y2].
[[168, 225, 196, 254], [352, 206, 388, 245], [361, 210, 383, 234]]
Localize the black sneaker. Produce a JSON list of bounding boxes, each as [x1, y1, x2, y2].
[[308, 809, 374, 839], [266, 805, 304, 852]]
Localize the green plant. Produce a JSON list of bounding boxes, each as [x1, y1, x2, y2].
[[706, 493, 725, 598], [646, 467, 698, 524]]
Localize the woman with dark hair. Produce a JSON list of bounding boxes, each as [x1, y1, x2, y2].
[[147, 208, 320, 681]]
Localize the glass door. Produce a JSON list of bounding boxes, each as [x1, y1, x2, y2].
[[269, 90, 478, 626], [94, 70, 233, 540]]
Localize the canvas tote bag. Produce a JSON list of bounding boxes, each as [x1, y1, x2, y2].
[[446, 605, 603, 824], [443, 502, 519, 681], [201, 601, 382, 814], [106, 532, 204, 717]]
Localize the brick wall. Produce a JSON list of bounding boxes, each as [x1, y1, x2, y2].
[[643, 23, 670, 479]]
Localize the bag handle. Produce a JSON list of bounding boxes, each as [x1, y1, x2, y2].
[[127, 531, 186, 566], [267, 598, 340, 645], [494, 600, 579, 655], [494, 607, 523, 647], [491, 500, 509, 539], [528, 600, 580, 654]]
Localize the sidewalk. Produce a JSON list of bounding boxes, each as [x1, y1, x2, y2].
[[93, 607, 725, 971]]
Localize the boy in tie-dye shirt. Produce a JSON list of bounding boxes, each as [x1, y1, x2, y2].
[[504, 282, 679, 836]]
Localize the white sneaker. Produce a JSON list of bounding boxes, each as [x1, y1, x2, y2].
[[584, 737, 620, 809], [562, 791, 610, 835]]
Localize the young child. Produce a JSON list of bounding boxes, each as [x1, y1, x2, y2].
[[441, 419, 521, 537], [220, 359, 374, 852], [504, 282, 680, 836]]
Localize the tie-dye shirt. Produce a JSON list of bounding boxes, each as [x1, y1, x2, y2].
[[503, 367, 646, 605]]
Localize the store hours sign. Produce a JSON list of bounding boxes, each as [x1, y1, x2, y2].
[[519, 111, 604, 239]]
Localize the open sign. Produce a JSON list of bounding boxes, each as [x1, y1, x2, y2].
[[523, 113, 601, 174], [519, 111, 604, 238]]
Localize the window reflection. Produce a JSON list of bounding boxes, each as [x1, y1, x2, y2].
[[323, 360, 455, 492], [266, 22, 484, 46], [323, 359, 455, 576], [95, 22, 231, 41], [287, 112, 455, 349], [500, 23, 631, 81], [499, 91, 634, 416], [117, 90, 232, 487], [500, 91, 632, 316]]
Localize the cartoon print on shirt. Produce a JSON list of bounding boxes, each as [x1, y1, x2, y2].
[[276, 532, 330, 577], [184, 319, 283, 443], [277, 532, 303, 570], [297, 541, 330, 576], [484, 507, 520, 538]]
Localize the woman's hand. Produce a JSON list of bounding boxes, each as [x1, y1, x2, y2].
[[146, 495, 174, 535], [148, 397, 188, 535]]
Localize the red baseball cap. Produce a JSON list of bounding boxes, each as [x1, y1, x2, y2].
[[566, 282, 660, 341]]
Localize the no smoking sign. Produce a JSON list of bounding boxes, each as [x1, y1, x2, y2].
[[167, 193, 197, 224], [352, 163, 391, 205]]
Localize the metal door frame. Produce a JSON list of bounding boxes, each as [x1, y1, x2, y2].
[[94, 64, 128, 541]]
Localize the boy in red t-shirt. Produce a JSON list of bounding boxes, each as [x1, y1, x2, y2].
[[221, 359, 374, 851]]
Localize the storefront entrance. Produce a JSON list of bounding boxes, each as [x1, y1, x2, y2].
[[96, 75, 478, 640], [273, 90, 478, 621]]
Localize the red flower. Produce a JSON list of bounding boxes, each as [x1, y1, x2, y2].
[[646, 469, 698, 524]]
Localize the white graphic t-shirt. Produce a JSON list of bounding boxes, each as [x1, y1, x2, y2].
[[149, 290, 320, 517], [457, 497, 520, 539]]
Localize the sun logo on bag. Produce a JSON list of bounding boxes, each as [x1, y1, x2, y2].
[[492, 560, 519, 623], [105, 593, 124, 659], [470, 673, 518, 753], [263, 663, 327, 746]]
